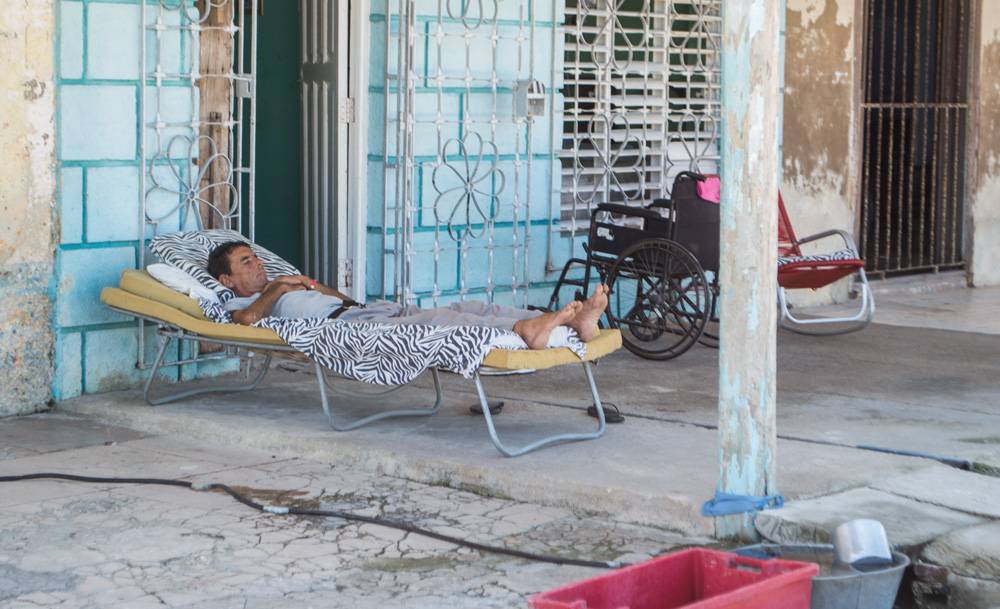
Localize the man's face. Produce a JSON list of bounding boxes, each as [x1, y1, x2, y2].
[[220, 246, 269, 297]]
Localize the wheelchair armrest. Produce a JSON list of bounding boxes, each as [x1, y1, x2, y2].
[[796, 228, 861, 256], [595, 203, 666, 223]]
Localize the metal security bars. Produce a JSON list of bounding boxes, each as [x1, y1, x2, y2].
[[860, 0, 970, 278], [382, 0, 538, 306], [139, 0, 256, 367], [557, 0, 721, 237], [141, 0, 256, 246]]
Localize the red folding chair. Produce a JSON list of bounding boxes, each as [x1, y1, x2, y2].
[[776, 192, 875, 335]]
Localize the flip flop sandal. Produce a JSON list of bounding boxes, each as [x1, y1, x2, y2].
[[587, 403, 624, 423], [470, 401, 504, 415]]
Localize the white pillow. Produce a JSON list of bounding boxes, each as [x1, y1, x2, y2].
[[146, 263, 221, 304], [149, 229, 300, 303]]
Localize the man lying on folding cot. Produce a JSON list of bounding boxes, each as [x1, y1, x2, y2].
[[208, 240, 609, 350]]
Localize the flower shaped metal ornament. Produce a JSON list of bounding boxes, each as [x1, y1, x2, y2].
[[667, 113, 720, 171], [432, 133, 506, 242], [670, 0, 721, 72], [576, 113, 645, 205], [579, 0, 650, 73], [146, 134, 238, 232]]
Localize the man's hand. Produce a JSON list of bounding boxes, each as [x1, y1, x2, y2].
[[228, 275, 354, 325], [274, 275, 353, 302], [267, 275, 311, 292], [230, 277, 304, 325]]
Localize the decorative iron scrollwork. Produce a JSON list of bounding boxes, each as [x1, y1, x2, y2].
[[145, 134, 238, 231], [575, 113, 645, 205], [445, 0, 498, 30], [432, 132, 506, 242]]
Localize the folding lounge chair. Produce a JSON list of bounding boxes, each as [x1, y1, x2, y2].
[[101, 258, 621, 457], [776, 192, 875, 335]]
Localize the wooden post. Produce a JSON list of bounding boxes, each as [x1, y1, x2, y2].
[[195, 0, 234, 229], [715, 0, 783, 541], [194, 0, 235, 360]]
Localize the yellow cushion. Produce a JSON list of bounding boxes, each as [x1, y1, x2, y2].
[[119, 269, 210, 320], [480, 329, 621, 370], [101, 270, 287, 346]]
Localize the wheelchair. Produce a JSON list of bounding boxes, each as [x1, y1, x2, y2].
[[547, 172, 721, 360]]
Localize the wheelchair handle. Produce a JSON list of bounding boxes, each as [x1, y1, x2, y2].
[[675, 171, 708, 182]]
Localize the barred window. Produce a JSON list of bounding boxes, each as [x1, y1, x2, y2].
[[558, 0, 721, 231]]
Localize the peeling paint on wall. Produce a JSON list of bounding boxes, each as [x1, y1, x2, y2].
[[784, 0, 1000, 290], [0, 0, 57, 415], [783, 0, 854, 202], [0, 267, 56, 411], [971, 29, 1000, 286], [983, 2, 1000, 44], [781, 0, 857, 305], [787, 0, 853, 28]]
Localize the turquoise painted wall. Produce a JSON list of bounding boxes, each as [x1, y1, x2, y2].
[[54, 0, 235, 400], [51, 0, 573, 399]]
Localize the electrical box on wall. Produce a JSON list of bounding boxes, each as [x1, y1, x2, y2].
[[515, 79, 546, 118]]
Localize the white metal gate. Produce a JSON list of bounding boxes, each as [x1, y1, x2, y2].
[[382, 0, 539, 306], [382, 0, 721, 303], [141, 0, 256, 243], [139, 0, 256, 366]]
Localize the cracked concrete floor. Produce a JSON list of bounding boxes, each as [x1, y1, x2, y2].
[[0, 413, 713, 608]]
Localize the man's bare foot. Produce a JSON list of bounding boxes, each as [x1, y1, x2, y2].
[[513, 302, 581, 349], [566, 284, 608, 343]]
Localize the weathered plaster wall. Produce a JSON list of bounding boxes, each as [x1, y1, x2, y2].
[[971, 3, 1000, 286], [781, 0, 857, 305], [0, 0, 57, 415]]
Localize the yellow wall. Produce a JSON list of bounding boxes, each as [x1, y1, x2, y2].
[[0, 0, 57, 414], [972, 2, 1000, 286], [782, 0, 859, 305]]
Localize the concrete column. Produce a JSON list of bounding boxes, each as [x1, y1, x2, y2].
[[715, 0, 783, 540]]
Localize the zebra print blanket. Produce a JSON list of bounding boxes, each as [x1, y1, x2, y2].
[[198, 300, 586, 385]]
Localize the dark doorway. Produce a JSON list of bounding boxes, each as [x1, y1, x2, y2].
[[244, 1, 304, 269], [860, 0, 972, 279]]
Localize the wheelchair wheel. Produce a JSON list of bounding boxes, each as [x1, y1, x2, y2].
[[604, 239, 710, 360], [697, 275, 721, 349]]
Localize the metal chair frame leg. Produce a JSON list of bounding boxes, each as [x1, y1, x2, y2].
[[318, 364, 443, 431], [778, 272, 875, 336], [135, 318, 605, 456], [143, 330, 273, 405], [473, 361, 606, 457]]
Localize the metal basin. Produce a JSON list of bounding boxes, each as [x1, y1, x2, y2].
[[734, 543, 910, 609]]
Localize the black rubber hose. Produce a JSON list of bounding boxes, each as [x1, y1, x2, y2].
[[0, 472, 621, 569]]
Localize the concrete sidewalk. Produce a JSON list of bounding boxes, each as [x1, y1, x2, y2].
[[57, 315, 1000, 530], [4, 283, 1000, 607], [1, 414, 717, 608]]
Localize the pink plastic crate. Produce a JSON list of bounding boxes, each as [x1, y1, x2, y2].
[[528, 548, 819, 609]]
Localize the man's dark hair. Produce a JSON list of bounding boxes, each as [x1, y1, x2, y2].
[[207, 241, 252, 280]]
